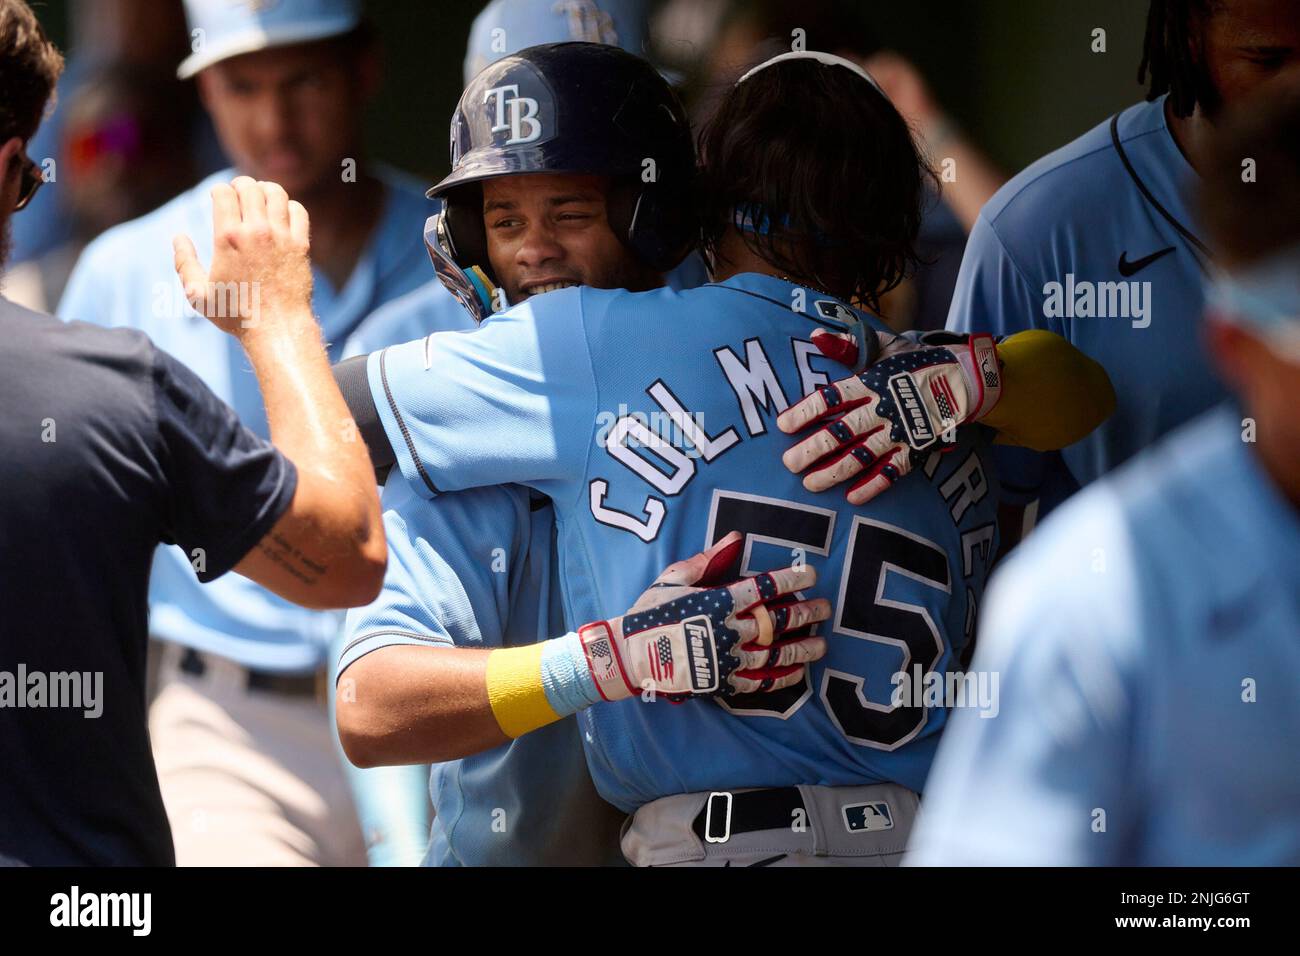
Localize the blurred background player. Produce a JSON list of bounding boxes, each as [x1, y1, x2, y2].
[[4, 62, 197, 311], [947, 0, 1300, 548], [1, 0, 387, 864], [55, 0, 433, 866], [6, 0, 224, 272], [909, 80, 1300, 865], [336, 0, 681, 867]]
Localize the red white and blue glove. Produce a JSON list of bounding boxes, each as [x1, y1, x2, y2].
[[777, 329, 1002, 505], [578, 532, 829, 702]]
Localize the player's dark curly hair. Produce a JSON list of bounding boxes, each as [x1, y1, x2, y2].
[[0, 0, 64, 144], [1138, 0, 1221, 118], [696, 56, 933, 314]]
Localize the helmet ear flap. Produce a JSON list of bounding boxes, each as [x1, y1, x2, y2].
[[442, 184, 494, 286], [425, 213, 498, 323]]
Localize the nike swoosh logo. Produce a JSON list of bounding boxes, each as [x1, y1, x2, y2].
[[1118, 246, 1176, 276]]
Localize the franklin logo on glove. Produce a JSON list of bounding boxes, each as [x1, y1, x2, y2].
[[685, 617, 718, 692], [779, 332, 1003, 505], [576, 532, 830, 702], [888, 373, 937, 449]]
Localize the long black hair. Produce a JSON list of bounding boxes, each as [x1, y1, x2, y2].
[[696, 56, 933, 313], [1138, 0, 1220, 118]]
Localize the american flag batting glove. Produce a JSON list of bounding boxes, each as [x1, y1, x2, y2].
[[777, 332, 1002, 506], [578, 535, 830, 702]]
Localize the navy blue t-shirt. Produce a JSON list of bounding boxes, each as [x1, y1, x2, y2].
[[0, 298, 297, 866]]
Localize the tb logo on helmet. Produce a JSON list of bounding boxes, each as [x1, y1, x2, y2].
[[483, 85, 543, 145]]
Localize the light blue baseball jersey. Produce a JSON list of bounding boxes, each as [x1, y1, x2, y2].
[[58, 166, 432, 671], [338, 255, 709, 863], [947, 95, 1228, 513], [338, 271, 623, 866], [342, 280, 476, 359], [366, 272, 1002, 811], [340, 476, 626, 865], [908, 406, 1300, 865]]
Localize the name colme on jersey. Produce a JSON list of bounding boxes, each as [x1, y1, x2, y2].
[[588, 334, 991, 545]]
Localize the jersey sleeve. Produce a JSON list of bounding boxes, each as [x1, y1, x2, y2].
[[150, 344, 298, 583], [56, 238, 111, 325], [947, 214, 1055, 505], [341, 281, 476, 359], [905, 489, 1142, 865], [338, 474, 533, 675], [365, 287, 597, 500]]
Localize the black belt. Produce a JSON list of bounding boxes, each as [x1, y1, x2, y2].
[[691, 788, 806, 844], [179, 647, 319, 698]]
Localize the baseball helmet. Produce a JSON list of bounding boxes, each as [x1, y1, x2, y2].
[[425, 41, 697, 321]]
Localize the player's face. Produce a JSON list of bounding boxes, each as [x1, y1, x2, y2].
[[197, 42, 372, 199], [482, 172, 657, 305], [1200, 0, 1300, 115]]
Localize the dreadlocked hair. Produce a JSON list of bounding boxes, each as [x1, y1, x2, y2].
[[1138, 0, 1220, 118]]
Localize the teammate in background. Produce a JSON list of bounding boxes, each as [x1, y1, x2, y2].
[[56, 0, 433, 866], [4, 63, 198, 312], [335, 0, 677, 868], [331, 45, 1112, 866], [909, 82, 1300, 865], [8, 0, 224, 270], [947, 0, 1300, 548], [0, 0, 385, 863]]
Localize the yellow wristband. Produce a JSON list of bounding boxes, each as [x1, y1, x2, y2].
[[485, 643, 564, 738]]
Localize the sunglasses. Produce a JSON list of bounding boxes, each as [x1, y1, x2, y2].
[[14, 153, 42, 211]]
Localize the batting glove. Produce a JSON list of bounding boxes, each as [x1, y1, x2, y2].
[[578, 532, 830, 702], [777, 330, 1002, 505]]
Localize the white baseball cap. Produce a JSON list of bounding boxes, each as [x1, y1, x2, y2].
[[177, 0, 362, 80]]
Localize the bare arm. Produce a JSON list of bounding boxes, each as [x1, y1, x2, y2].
[[174, 177, 385, 609], [338, 646, 507, 768], [336, 532, 831, 769]]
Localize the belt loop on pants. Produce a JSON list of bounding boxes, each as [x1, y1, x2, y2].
[[800, 785, 830, 857], [691, 787, 807, 845], [704, 791, 733, 843]]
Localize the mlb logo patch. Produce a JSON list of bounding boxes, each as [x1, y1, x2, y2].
[[815, 300, 857, 324], [842, 802, 894, 833]]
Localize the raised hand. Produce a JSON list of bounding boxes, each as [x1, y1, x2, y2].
[[172, 176, 313, 337]]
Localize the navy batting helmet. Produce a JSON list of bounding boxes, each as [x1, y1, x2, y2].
[[425, 41, 697, 320]]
